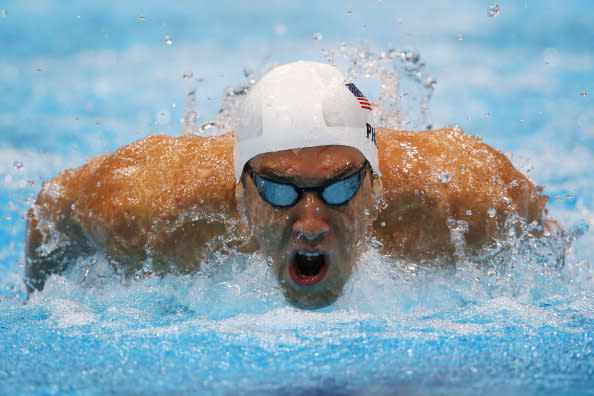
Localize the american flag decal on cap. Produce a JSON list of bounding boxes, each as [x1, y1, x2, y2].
[[345, 83, 372, 111]]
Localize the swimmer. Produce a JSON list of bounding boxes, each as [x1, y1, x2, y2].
[[25, 61, 549, 309]]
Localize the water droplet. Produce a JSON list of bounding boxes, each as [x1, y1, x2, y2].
[[465, 210, 472, 216], [13, 160, 23, 170], [487, 4, 500, 17], [139, 14, 145, 21], [243, 67, 255, 79], [199, 122, 217, 132], [157, 109, 170, 125], [1, 10, 8, 17], [164, 35, 174, 45], [580, 90, 587, 97], [422, 77, 437, 89], [543, 48, 560, 67], [487, 208, 496, 218], [438, 171, 451, 183], [313, 32, 323, 41], [400, 49, 420, 64], [182, 71, 193, 80], [457, 33, 464, 41]]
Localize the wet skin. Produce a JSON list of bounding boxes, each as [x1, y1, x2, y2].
[[237, 146, 380, 309], [24, 128, 549, 308]]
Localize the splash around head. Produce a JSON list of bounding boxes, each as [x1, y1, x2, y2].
[[234, 61, 381, 309]]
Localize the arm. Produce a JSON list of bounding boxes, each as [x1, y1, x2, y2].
[[24, 156, 105, 292], [374, 127, 548, 261]]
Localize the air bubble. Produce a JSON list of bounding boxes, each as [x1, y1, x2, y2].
[[139, 14, 145, 21], [465, 210, 472, 216], [13, 160, 23, 170], [487, 4, 500, 17], [164, 35, 174, 45], [580, 90, 587, 97], [183, 71, 193, 80], [487, 208, 496, 218], [457, 33, 464, 41], [0, 10, 7, 17], [313, 33, 323, 41], [346, 8, 352, 14]]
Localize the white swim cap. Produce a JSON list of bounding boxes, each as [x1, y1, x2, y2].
[[233, 60, 379, 181]]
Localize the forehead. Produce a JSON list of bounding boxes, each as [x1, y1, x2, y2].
[[249, 145, 366, 179]]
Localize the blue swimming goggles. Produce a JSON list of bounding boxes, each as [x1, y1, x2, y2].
[[245, 161, 369, 208]]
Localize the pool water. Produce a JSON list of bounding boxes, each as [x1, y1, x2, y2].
[[1, 1, 593, 395]]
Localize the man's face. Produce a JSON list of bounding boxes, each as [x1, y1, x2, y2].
[[238, 145, 379, 309]]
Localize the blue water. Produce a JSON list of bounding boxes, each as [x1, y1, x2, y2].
[[1, 1, 593, 395]]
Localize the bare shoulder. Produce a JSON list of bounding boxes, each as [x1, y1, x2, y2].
[[374, 127, 548, 260], [73, 133, 236, 225], [27, 133, 238, 282]]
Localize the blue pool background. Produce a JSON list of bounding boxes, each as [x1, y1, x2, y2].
[[1, 1, 593, 395]]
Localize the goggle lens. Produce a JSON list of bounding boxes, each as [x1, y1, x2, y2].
[[254, 174, 299, 207]]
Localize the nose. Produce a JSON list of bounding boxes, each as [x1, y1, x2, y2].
[[292, 193, 329, 245]]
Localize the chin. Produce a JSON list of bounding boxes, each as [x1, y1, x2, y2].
[[281, 287, 342, 310]]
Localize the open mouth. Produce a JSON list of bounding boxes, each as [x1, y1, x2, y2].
[[289, 250, 329, 286]]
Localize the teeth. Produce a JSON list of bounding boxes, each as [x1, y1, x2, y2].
[[299, 251, 321, 257]]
